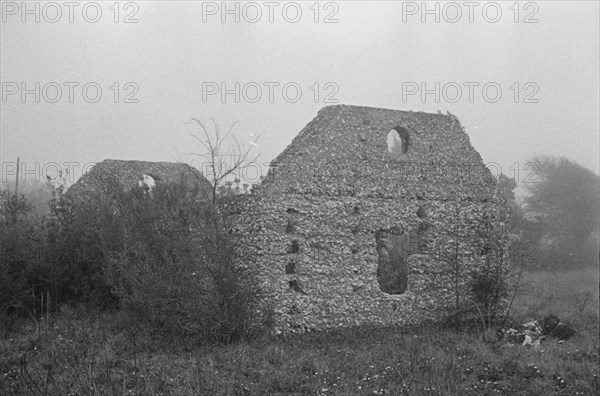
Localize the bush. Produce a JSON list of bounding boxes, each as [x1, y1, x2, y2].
[[0, 190, 40, 316], [1, 175, 260, 343], [470, 267, 508, 319], [96, 177, 258, 342], [43, 181, 117, 306], [1, 181, 116, 321]]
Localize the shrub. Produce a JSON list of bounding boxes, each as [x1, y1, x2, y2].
[[43, 180, 117, 307], [2, 174, 260, 343], [97, 177, 258, 342], [0, 189, 40, 316], [470, 266, 508, 321], [1, 179, 117, 321]]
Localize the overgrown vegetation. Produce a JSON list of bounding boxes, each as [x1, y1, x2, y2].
[[0, 175, 259, 343], [182, 118, 260, 203], [1, 267, 597, 395], [0, 189, 44, 318], [102, 177, 258, 341], [1, 154, 598, 394]]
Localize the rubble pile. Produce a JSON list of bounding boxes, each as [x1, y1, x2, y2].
[[503, 315, 579, 347]]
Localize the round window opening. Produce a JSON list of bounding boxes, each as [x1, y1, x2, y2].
[[387, 127, 410, 160]]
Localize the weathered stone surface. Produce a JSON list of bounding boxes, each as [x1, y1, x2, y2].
[[66, 159, 212, 201], [65, 135, 508, 335], [541, 315, 578, 340], [223, 105, 510, 334]]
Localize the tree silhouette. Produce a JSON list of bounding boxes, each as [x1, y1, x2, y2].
[[182, 118, 260, 203], [524, 156, 599, 268]]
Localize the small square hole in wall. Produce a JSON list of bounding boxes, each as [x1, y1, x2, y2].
[[288, 304, 301, 315], [285, 260, 296, 274], [289, 279, 306, 294], [286, 219, 296, 234], [288, 240, 300, 254]]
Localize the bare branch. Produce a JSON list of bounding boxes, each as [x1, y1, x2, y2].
[[182, 118, 261, 203]]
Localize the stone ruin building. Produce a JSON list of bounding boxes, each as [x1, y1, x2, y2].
[[224, 105, 509, 333], [68, 105, 509, 334], [65, 159, 211, 201]]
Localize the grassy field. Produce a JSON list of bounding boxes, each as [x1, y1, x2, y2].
[[1, 268, 598, 396]]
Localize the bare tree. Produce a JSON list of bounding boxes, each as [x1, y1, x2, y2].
[[183, 118, 260, 203]]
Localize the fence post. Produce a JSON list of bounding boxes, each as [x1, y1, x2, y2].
[[15, 157, 20, 195]]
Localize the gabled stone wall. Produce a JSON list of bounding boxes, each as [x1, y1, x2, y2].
[[223, 105, 509, 334]]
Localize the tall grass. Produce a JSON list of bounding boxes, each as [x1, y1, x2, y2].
[[1, 178, 597, 395], [511, 268, 599, 334], [2, 269, 598, 396]]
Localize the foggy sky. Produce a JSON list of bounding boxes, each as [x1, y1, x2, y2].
[[1, 1, 598, 188]]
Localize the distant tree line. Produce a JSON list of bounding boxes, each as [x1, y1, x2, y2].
[[497, 155, 599, 271]]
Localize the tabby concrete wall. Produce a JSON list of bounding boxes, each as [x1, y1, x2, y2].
[[66, 159, 211, 201], [223, 105, 509, 334]]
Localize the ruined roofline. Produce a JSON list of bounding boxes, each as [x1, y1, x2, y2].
[[82, 159, 202, 173], [65, 159, 211, 199], [100, 159, 196, 168], [259, 105, 488, 196], [269, 104, 464, 167], [317, 104, 456, 120], [71, 159, 204, 183]]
